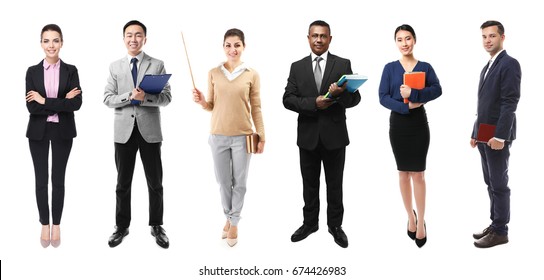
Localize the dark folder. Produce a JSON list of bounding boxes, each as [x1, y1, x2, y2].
[[139, 74, 172, 94], [476, 123, 496, 143]]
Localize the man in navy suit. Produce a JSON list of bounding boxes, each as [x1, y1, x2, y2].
[[283, 20, 361, 248], [470, 20, 521, 248]]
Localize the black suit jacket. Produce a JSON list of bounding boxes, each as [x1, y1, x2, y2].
[[283, 53, 361, 150], [472, 51, 521, 141], [26, 60, 82, 140]]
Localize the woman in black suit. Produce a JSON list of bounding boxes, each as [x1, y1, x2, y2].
[[25, 24, 82, 248]]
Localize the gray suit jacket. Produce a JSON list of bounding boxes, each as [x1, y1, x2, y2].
[[104, 53, 172, 144]]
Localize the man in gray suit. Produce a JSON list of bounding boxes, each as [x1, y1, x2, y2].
[[104, 20, 172, 249]]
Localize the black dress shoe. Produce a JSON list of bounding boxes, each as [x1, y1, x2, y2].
[[474, 231, 508, 248], [473, 226, 492, 239], [291, 224, 318, 242], [151, 225, 169, 249], [407, 210, 417, 240], [108, 227, 129, 248], [328, 226, 348, 248], [415, 222, 426, 248]]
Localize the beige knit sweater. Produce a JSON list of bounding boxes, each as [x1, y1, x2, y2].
[[204, 66, 265, 141]]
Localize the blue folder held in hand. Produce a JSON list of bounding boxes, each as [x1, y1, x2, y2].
[[131, 74, 172, 105], [324, 74, 368, 98], [139, 74, 172, 94]]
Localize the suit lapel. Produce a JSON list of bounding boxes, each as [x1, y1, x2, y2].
[[478, 63, 487, 91], [58, 60, 68, 97], [35, 61, 46, 97], [303, 55, 319, 94], [138, 53, 151, 83], [480, 51, 506, 91], [321, 53, 336, 92]]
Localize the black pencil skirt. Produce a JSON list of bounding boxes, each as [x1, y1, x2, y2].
[[389, 106, 430, 172]]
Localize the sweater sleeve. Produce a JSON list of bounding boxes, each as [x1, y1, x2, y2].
[[249, 71, 265, 141]]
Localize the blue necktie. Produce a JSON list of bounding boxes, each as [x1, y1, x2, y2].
[[131, 57, 138, 87], [130, 57, 141, 105]]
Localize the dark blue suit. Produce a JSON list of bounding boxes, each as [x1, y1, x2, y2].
[[471, 50, 521, 235]]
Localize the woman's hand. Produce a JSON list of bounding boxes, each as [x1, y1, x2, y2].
[[192, 88, 207, 108], [65, 87, 81, 99], [26, 91, 45, 104], [408, 102, 423, 109], [400, 84, 412, 99], [256, 141, 265, 154]]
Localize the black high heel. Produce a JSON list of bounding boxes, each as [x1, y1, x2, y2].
[[407, 210, 417, 240], [415, 222, 427, 248]]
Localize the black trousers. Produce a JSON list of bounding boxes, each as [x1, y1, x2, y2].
[[478, 142, 511, 235], [29, 123, 73, 225], [114, 126, 163, 228], [299, 140, 346, 227]]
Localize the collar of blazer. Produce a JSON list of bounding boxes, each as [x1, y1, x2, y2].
[[124, 53, 152, 86], [480, 50, 507, 90], [306, 52, 337, 93]]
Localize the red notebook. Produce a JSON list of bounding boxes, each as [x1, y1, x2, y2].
[[476, 123, 496, 143], [403, 72, 425, 104]]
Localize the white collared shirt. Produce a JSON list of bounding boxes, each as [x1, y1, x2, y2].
[[220, 62, 248, 81], [127, 52, 144, 70], [311, 51, 329, 79]]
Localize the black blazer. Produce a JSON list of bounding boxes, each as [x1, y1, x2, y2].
[[26, 60, 82, 140], [472, 51, 521, 141], [283, 53, 361, 150]]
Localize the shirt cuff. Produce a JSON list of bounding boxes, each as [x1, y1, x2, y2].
[[493, 137, 505, 142]]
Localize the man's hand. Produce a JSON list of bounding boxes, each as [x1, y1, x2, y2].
[[316, 95, 333, 110], [328, 82, 347, 98], [487, 138, 505, 150], [131, 88, 145, 101]]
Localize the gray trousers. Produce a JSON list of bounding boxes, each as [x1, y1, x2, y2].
[[209, 135, 251, 226]]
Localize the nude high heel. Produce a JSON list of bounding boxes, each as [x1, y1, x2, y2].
[[226, 225, 238, 247], [40, 225, 50, 248], [51, 225, 61, 248]]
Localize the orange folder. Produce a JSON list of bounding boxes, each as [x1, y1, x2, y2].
[[403, 72, 425, 104], [476, 123, 496, 143]]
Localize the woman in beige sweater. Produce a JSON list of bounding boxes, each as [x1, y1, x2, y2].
[[193, 28, 265, 247]]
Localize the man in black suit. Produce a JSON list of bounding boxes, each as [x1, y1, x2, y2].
[[283, 20, 361, 248], [470, 20, 521, 248]]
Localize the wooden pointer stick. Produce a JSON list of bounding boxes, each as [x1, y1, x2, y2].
[[181, 31, 196, 89]]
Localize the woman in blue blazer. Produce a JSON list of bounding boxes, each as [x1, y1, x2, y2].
[[378, 24, 442, 248], [25, 24, 82, 248]]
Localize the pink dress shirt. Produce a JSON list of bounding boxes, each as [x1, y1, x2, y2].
[[43, 60, 60, 123]]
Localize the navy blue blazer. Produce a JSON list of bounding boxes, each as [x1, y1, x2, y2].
[[472, 50, 521, 141], [283, 53, 361, 150], [26, 60, 82, 140]]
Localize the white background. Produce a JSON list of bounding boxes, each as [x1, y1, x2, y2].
[[1, 0, 542, 279]]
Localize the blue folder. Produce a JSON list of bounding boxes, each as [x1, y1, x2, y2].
[[324, 74, 368, 98], [139, 74, 172, 94], [336, 74, 368, 93], [131, 74, 171, 105]]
